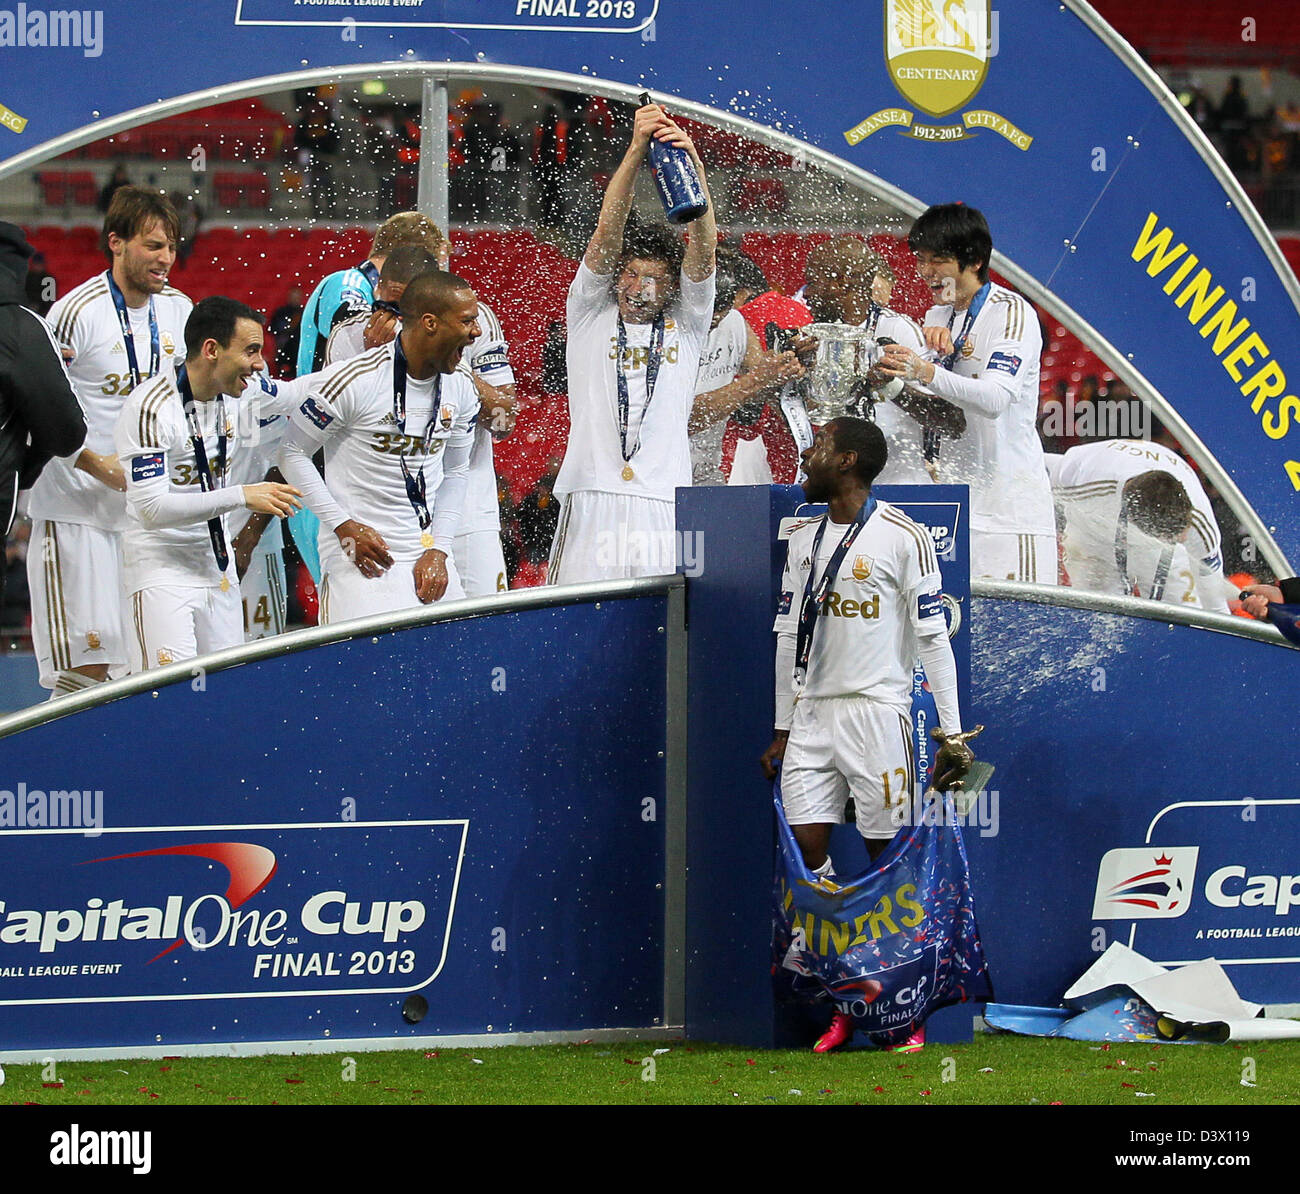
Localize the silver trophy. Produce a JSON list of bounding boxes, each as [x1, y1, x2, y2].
[[804, 322, 879, 420]]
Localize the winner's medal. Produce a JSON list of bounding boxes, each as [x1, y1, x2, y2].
[[615, 313, 664, 483]]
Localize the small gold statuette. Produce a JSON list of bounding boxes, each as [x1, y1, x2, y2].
[[621, 464, 635, 481], [421, 532, 435, 549], [220, 575, 231, 592]]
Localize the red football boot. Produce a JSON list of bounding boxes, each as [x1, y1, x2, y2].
[[887, 1024, 926, 1053], [813, 1012, 855, 1053]]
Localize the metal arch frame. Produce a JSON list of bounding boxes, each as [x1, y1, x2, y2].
[[0, 33, 1288, 567], [973, 577, 1299, 648]]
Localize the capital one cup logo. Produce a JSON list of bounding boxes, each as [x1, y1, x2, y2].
[[1092, 847, 1200, 920]]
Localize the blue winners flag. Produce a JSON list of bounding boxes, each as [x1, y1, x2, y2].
[[771, 784, 992, 1048]]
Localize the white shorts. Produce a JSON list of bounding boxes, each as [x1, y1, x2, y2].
[[781, 696, 917, 841], [318, 553, 466, 625], [128, 584, 244, 671], [973, 530, 1058, 584], [27, 520, 129, 687], [453, 529, 508, 598], [240, 549, 288, 640], [547, 490, 676, 585]]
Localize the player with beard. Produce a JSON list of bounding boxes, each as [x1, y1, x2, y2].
[[802, 237, 963, 485], [27, 188, 192, 696], [278, 270, 482, 622], [116, 298, 303, 669], [760, 416, 974, 1053]]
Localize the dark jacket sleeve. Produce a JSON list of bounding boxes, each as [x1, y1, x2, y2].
[[1279, 577, 1300, 605], [2, 306, 86, 487]]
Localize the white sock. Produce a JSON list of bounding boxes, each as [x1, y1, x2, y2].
[[812, 856, 835, 880]]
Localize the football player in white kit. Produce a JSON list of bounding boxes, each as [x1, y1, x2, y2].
[[689, 261, 803, 486], [548, 101, 716, 584], [318, 245, 517, 600], [802, 236, 959, 487], [227, 363, 332, 640], [760, 416, 977, 1054], [115, 298, 304, 669], [278, 270, 481, 624], [452, 299, 517, 596], [878, 204, 1057, 582], [26, 188, 192, 696], [1046, 438, 1230, 611], [323, 244, 439, 368]]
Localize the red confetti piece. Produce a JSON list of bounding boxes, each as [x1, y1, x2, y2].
[[1121, 1082, 1135, 1089], [43, 1083, 63, 1089], [424, 1052, 439, 1059], [921, 1089, 932, 1096], [746, 1059, 756, 1066], [285, 1079, 303, 1085], [623, 1058, 637, 1065], [1050, 1101, 1062, 1105], [874, 1086, 884, 1093], [160, 1066, 171, 1073], [1100, 1043, 1111, 1051]]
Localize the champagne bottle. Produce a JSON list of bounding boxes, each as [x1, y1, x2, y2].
[[639, 91, 708, 225]]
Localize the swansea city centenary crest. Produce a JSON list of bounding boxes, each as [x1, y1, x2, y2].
[[886, 0, 989, 118], [844, 0, 1032, 151]]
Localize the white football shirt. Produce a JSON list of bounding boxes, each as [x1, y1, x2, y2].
[[867, 307, 933, 487], [557, 261, 714, 502], [774, 500, 954, 724], [284, 342, 479, 573], [1051, 438, 1227, 609], [115, 372, 245, 593], [227, 372, 317, 551], [30, 273, 191, 529], [922, 282, 1055, 537], [458, 301, 516, 536], [690, 308, 749, 486]]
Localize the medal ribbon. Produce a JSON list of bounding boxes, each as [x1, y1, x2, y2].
[[176, 364, 229, 573], [925, 281, 991, 463], [1115, 500, 1174, 600], [105, 269, 160, 392], [615, 313, 665, 465], [794, 496, 878, 686], [393, 334, 443, 533]]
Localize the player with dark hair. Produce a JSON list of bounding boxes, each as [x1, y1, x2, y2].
[[114, 297, 303, 669], [1047, 438, 1229, 610], [548, 100, 716, 583], [690, 255, 804, 485], [879, 203, 1057, 582], [905, 203, 992, 285], [324, 243, 440, 365], [279, 269, 481, 622], [760, 415, 974, 1054], [297, 211, 449, 376], [27, 187, 192, 696]]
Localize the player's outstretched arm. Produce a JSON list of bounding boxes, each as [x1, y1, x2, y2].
[[583, 104, 660, 276]]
